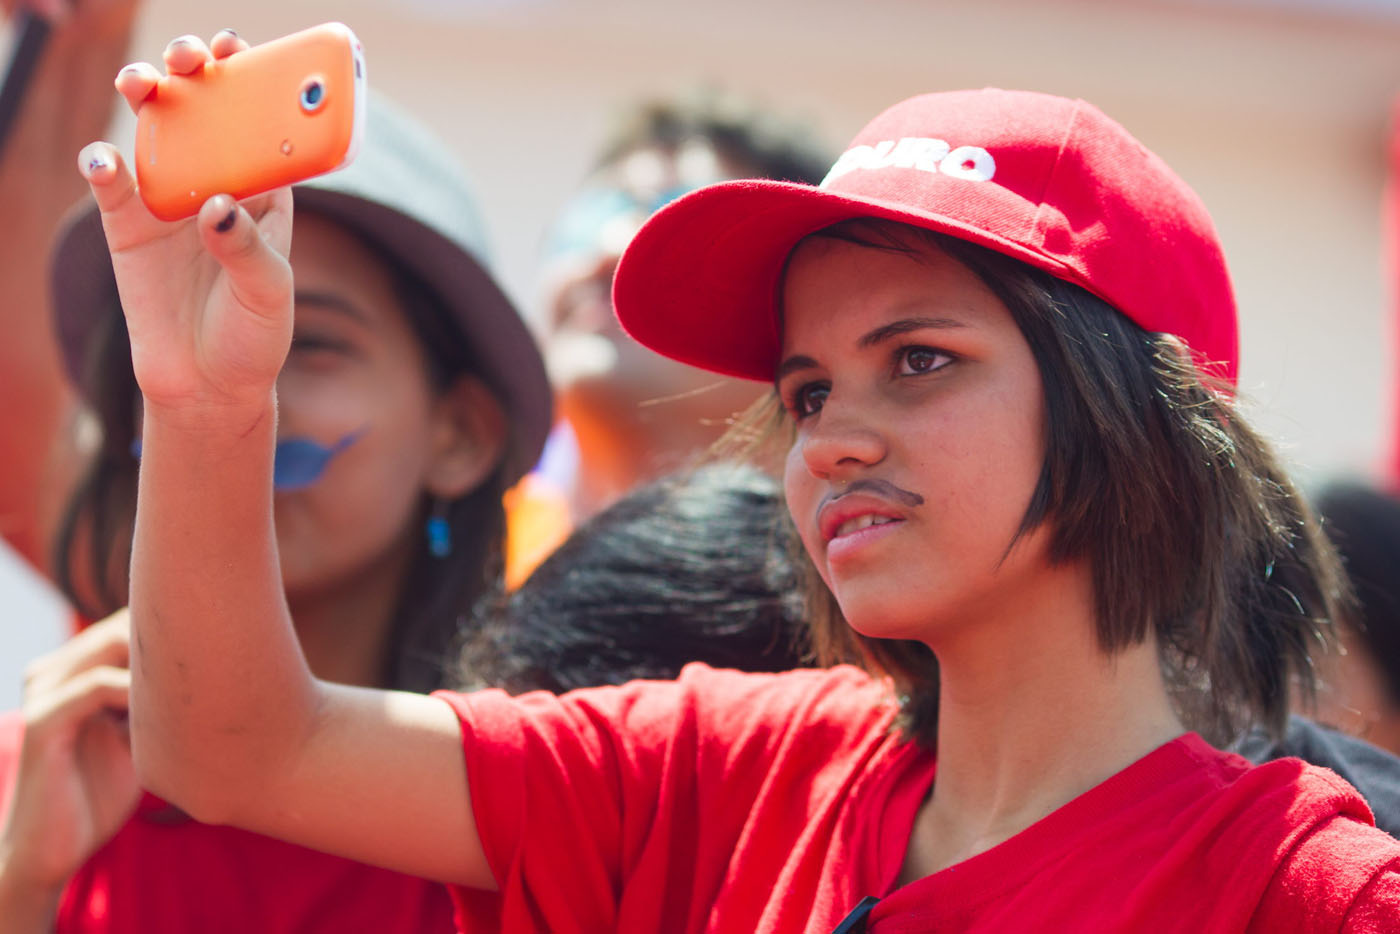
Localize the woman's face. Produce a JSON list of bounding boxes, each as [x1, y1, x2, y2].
[[779, 231, 1052, 644], [270, 212, 495, 599]]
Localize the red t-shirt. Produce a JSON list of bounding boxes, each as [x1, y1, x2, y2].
[[437, 663, 1400, 933], [0, 712, 457, 933]]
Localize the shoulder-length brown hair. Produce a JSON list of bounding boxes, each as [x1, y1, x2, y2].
[[722, 219, 1348, 749]]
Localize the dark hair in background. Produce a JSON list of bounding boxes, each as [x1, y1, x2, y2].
[[593, 90, 831, 185], [1314, 481, 1400, 708], [52, 214, 506, 694], [459, 462, 810, 694], [725, 219, 1349, 749]]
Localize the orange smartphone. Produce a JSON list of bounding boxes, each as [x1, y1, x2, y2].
[[134, 22, 366, 221]]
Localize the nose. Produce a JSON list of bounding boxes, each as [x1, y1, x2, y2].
[[550, 252, 619, 336], [799, 403, 887, 480]]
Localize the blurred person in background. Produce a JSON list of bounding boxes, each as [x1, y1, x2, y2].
[[0, 28, 552, 931], [505, 94, 832, 585], [466, 461, 812, 694], [1231, 478, 1400, 834], [0, 0, 140, 577], [1309, 481, 1400, 756]]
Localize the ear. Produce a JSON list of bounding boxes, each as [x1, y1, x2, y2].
[[423, 375, 507, 499]]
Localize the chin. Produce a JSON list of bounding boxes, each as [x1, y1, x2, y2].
[[830, 582, 938, 645]]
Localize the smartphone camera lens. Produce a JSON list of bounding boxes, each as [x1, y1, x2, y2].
[[299, 78, 326, 113]]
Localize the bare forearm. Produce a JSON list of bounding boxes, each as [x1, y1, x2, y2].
[[126, 410, 488, 880], [128, 398, 318, 820]]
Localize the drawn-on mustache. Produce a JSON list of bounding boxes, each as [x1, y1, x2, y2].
[[830, 478, 925, 508]]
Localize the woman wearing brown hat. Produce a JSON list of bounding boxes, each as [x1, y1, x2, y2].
[[71, 31, 1400, 934], [0, 30, 550, 933]]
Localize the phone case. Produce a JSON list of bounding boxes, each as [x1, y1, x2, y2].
[[135, 22, 367, 221]]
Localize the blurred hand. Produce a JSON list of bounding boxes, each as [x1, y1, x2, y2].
[[1, 0, 140, 37], [0, 610, 137, 899], [1, 0, 68, 23], [80, 30, 294, 420]]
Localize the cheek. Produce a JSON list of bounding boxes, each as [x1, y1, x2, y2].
[[344, 396, 438, 497], [290, 359, 435, 439], [280, 374, 438, 513], [783, 442, 829, 575], [926, 378, 1044, 517]]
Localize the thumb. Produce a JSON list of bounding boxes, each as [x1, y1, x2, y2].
[[23, 666, 130, 740], [197, 192, 293, 322]]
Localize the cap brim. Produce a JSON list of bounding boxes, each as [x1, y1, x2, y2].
[[613, 178, 1095, 383], [52, 191, 552, 485]]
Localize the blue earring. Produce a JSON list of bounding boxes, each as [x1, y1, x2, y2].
[[426, 500, 452, 558]]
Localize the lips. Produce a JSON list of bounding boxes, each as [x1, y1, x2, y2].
[[832, 514, 900, 538], [818, 493, 908, 544]]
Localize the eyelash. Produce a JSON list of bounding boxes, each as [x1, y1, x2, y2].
[[290, 333, 350, 355], [782, 344, 956, 420], [897, 345, 954, 376]]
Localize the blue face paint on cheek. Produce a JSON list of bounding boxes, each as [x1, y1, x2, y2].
[[131, 429, 364, 492], [272, 430, 364, 491]]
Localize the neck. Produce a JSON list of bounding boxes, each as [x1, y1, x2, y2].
[[284, 546, 413, 689], [901, 560, 1184, 881]]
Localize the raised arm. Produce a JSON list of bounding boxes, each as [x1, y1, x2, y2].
[[83, 33, 493, 889], [0, 0, 138, 571]]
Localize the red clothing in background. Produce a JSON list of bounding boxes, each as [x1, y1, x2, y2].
[[0, 712, 457, 934], [437, 664, 1400, 933]]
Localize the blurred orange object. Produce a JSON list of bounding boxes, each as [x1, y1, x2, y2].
[[502, 473, 573, 591]]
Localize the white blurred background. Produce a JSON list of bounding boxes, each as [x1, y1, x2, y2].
[[2, 0, 1398, 705]]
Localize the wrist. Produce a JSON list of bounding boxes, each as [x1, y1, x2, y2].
[[140, 391, 278, 444]]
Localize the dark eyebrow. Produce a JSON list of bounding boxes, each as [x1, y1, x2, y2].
[[774, 316, 967, 385], [858, 316, 967, 348], [774, 354, 819, 386], [294, 290, 371, 325]]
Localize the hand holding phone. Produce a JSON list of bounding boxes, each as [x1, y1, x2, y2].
[[132, 22, 365, 221], [78, 29, 311, 418]]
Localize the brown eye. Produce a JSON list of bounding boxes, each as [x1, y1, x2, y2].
[[793, 382, 829, 418], [898, 346, 953, 375]]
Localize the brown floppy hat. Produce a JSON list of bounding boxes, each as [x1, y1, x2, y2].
[[51, 92, 552, 484]]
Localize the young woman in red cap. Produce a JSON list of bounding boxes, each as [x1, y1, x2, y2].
[[71, 32, 1400, 932]]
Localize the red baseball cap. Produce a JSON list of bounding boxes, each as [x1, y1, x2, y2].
[[612, 88, 1238, 385]]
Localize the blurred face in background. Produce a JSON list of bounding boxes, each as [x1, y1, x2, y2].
[[536, 140, 765, 508], [274, 212, 503, 604], [1313, 621, 1400, 757]]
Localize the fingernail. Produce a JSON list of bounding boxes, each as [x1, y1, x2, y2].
[[217, 27, 238, 38], [86, 151, 109, 174], [215, 206, 237, 233], [118, 64, 139, 76]]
